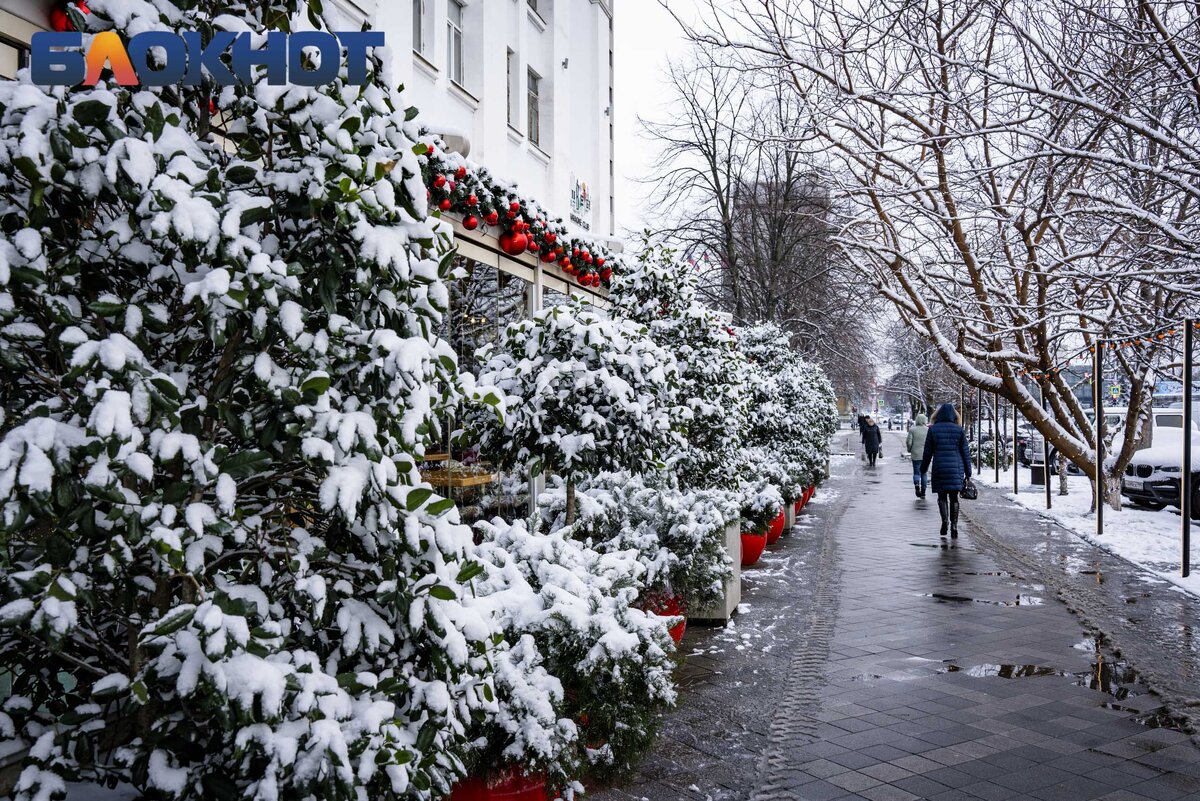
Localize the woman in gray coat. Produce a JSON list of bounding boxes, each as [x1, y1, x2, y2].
[[906, 413, 929, 498]]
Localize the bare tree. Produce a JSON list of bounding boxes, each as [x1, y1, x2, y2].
[[671, 0, 1200, 512], [643, 49, 876, 403]]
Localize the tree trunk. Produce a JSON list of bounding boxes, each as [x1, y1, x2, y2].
[[1106, 473, 1122, 512], [1057, 453, 1070, 496], [1092, 470, 1123, 513], [565, 479, 577, 527]]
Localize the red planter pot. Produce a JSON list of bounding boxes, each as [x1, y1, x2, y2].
[[449, 769, 547, 801], [806, 485, 816, 504], [766, 509, 786, 543], [740, 530, 768, 566], [641, 593, 687, 645], [794, 499, 802, 515]]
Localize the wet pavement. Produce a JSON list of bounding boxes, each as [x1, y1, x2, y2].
[[594, 430, 1200, 801]]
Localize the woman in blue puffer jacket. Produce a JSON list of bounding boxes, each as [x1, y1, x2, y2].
[[919, 403, 972, 538]]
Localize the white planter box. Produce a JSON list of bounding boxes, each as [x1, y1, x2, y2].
[[784, 504, 796, 531], [689, 521, 741, 624]]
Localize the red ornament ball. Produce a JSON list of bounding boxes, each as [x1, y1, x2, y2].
[[433, 174, 447, 189], [595, 257, 605, 268], [463, 215, 480, 230], [456, 166, 467, 179], [467, 194, 478, 206], [484, 211, 500, 226], [49, 0, 89, 32], [438, 198, 452, 211], [545, 232, 557, 245], [527, 240, 540, 253], [600, 267, 613, 281], [509, 200, 521, 213]]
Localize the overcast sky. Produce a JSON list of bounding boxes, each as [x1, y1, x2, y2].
[[612, 0, 699, 238]]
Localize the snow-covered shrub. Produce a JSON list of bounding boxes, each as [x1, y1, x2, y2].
[[610, 242, 751, 490], [536, 474, 736, 612], [473, 519, 677, 782], [472, 296, 682, 522], [739, 480, 785, 534], [0, 2, 501, 798], [739, 322, 839, 492]]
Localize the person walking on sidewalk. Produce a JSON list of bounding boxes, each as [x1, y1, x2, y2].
[[920, 403, 972, 538], [906, 413, 929, 498], [862, 416, 883, 467]]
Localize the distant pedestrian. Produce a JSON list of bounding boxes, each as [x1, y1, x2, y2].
[[906, 413, 930, 498], [920, 403, 972, 538], [862, 416, 883, 467]]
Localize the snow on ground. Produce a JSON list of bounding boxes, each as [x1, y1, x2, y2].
[[970, 463, 1200, 597]]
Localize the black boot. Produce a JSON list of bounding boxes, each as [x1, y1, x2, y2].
[[950, 493, 960, 538], [937, 493, 950, 536], [914, 484, 921, 498]]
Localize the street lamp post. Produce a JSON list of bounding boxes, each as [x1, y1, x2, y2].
[[993, 392, 1000, 485], [1042, 384, 1052, 510], [1094, 340, 1103, 541], [1183, 321, 1194, 578]]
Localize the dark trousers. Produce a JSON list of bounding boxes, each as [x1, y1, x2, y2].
[[867, 451, 878, 466], [937, 491, 959, 526]]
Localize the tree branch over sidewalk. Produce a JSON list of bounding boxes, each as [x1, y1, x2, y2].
[[668, 0, 1200, 511]]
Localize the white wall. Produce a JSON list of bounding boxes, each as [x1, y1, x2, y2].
[[369, 0, 615, 238]]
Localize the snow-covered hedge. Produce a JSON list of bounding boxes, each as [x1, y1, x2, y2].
[[537, 474, 737, 612], [0, 2, 503, 799], [472, 519, 677, 782], [739, 480, 786, 534], [472, 296, 682, 522], [739, 322, 839, 492], [610, 242, 751, 490]]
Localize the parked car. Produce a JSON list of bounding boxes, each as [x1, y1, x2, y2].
[[1121, 427, 1200, 516], [1023, 408, 1160, 475]]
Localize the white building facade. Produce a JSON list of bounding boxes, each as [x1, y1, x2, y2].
[[381, 0, 616, 240], [2, 0, 615, 242]]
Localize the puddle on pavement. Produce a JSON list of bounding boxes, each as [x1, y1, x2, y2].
[[910, 543, 964, 550], [941, 636, 1191, 733], [939, 664, 1063, 679], [917, 592, 1045, 607]]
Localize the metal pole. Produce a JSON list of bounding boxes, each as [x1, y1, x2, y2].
[[1042, 384, 1052, 510], [976, 386, 983, 474], [1184, 321, 1194, 578], [1013, 401, 1019, 495], [994, 392, 1000, 485], [1094, 341, 1104, 541]]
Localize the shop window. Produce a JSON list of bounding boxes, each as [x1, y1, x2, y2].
[[426, 258, 532, 523]]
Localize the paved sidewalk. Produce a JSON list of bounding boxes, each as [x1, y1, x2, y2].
[[598, 430, 1200, 801]]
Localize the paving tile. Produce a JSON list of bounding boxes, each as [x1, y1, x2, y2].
[[591, 435, 1200, 801]]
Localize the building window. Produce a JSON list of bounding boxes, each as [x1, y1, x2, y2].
[[0, 36, 30, 80], [447, 0, 465, 85], [527, 68, 541, 146], [412, 0, 425, 54], [507, 49, 517, 127]]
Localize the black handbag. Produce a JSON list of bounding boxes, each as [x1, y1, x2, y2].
[[961, 478, 978, 500]]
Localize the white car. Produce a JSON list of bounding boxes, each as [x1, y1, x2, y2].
[[1122, 425, 1200, 514], [1025, 408, 1190, 475]]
